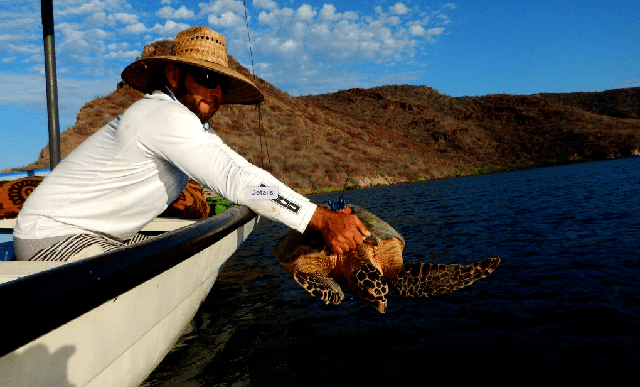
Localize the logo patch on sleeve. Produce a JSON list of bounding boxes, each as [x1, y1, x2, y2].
[[260, 183, 300, 214]]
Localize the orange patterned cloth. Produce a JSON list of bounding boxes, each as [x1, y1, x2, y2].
[[0, 176, 209, 220], [0, 177, 44, 219], [160, 179, 211, 219]]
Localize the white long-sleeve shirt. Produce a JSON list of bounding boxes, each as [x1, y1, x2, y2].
[[14, 90, 316, 241]]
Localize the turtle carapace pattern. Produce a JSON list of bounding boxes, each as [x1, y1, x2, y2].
[[274, 204, 500, 313]]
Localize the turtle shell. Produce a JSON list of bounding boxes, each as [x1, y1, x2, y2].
[[274, 204, 403, 269], [348, 205, 404, 248]]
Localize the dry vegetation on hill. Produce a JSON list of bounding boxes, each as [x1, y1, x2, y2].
[[17, 44, 640, 193], [313, 85, 640, 168]]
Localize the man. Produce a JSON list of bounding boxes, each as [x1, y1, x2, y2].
[[13, 26, 368, 261]]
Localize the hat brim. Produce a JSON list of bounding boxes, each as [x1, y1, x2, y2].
[[121, 56, 264, 105]]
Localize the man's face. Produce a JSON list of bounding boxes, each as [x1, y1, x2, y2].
[[172, 68, 225, 124]]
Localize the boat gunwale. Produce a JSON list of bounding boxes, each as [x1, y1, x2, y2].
[[0, 205, 256, 357]]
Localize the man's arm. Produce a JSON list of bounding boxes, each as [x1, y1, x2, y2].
[[137, 103, 317, 233], [306, 205, 370, 255]]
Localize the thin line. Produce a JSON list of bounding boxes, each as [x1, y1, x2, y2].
[[243, 0, 272, 172]]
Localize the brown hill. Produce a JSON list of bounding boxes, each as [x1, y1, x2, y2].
[[541, 88, 640, 119], [19, 47, 640, 193], [306, 86, 640, 170]]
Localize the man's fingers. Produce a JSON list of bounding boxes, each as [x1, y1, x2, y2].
[[312, 206, 372, 255], [353, 232, 363, 245], [359, 222, 371, 237], [347, 214, 370, 238], [345, 237, 357, 251], [329, 241, 344, 255], [340, 232, 356, 250]]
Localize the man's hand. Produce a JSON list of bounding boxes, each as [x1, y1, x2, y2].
[[307, 205, 370, 255]]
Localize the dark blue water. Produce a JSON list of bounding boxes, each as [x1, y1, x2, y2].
[[143, 157, 640, 386]]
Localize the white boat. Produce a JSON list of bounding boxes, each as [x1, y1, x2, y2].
[[0, 1, 261, 384], [0, 206, 258, 386]]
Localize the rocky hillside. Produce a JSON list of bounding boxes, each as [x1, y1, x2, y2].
[[306, 86, 640, 170], [17, 47, 640, 193], [541, 88, 640, 119]]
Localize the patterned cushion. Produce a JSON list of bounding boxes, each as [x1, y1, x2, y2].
[[0, 176, 210, 220], [160, 179, 211, 219], [0, 177, 44, 219]]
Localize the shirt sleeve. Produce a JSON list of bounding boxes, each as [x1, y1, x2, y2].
[[136, 100, 317, 233]]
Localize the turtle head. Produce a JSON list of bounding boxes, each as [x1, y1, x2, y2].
[[350, 263, 389, 313]]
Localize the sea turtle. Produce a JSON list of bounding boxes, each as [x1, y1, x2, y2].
[[274, 204, 500, 313]]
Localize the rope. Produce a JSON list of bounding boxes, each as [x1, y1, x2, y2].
[[243, 1, 272, 172]]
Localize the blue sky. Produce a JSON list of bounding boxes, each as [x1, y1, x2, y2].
[[0, 0, 638, 171]]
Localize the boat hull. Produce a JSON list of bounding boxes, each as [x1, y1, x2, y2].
[[0, 208, 257, 386]]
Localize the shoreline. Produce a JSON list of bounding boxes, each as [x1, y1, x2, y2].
[[294, 156, 633, 197]]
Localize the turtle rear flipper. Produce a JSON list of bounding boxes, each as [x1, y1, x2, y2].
[[350, 263, 389, 313], [392, 257, 500, 297], [293, 271, 344, 305]]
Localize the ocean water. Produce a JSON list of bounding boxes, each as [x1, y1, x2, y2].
[[143, 157, 640, 386]]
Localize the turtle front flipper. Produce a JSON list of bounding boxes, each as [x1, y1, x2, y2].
[[293, 271, 344, 305], [350, 263, 389, 313], [392, 257, 501, 297]]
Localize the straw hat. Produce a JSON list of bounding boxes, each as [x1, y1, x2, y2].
[[122, 26, 263, 105]]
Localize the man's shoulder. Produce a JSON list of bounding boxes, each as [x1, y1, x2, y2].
[[141, 91, 180, 109], [127, 92, 194, 121]]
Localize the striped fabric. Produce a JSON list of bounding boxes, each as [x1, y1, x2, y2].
[[29, 233, 150, 262]]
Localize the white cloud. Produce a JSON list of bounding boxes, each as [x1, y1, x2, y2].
[[258, 7, 295, 26], [121, 22, 147, 34], [389, 3, 409, 15], [280, 39, 298, 53], [199, 0, 251, 33], [342, 11, 358, 21], [2, 42, 40, 56], [258, 36, 300, 54], [253, 0, 277, 10], [57, 0, 109, 16], [174, 6, 197, 19], [149, 20, 191, 36], [57, 23, 110, 57], [387, 15, 401, 26], [319, 4, 337, 20], [109, 13, 139, 25], [0, 4, 41, 66], [295, 4, 316, 20], [0, 0, 457, 102], [426, 27, 445, 37], [0, 11, 39, 31], [106, 42, 129, 51], [105, 50, 139, 59], [233, 2, 455, 94], [246, 2, 452, 70], [318, 4, 358, 22], [409, 25, 425, 36], [437, 13, 452, 25], [199, 0, 246, 16], [209, 11, 245, 28], [157, 5, 196, 20]]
